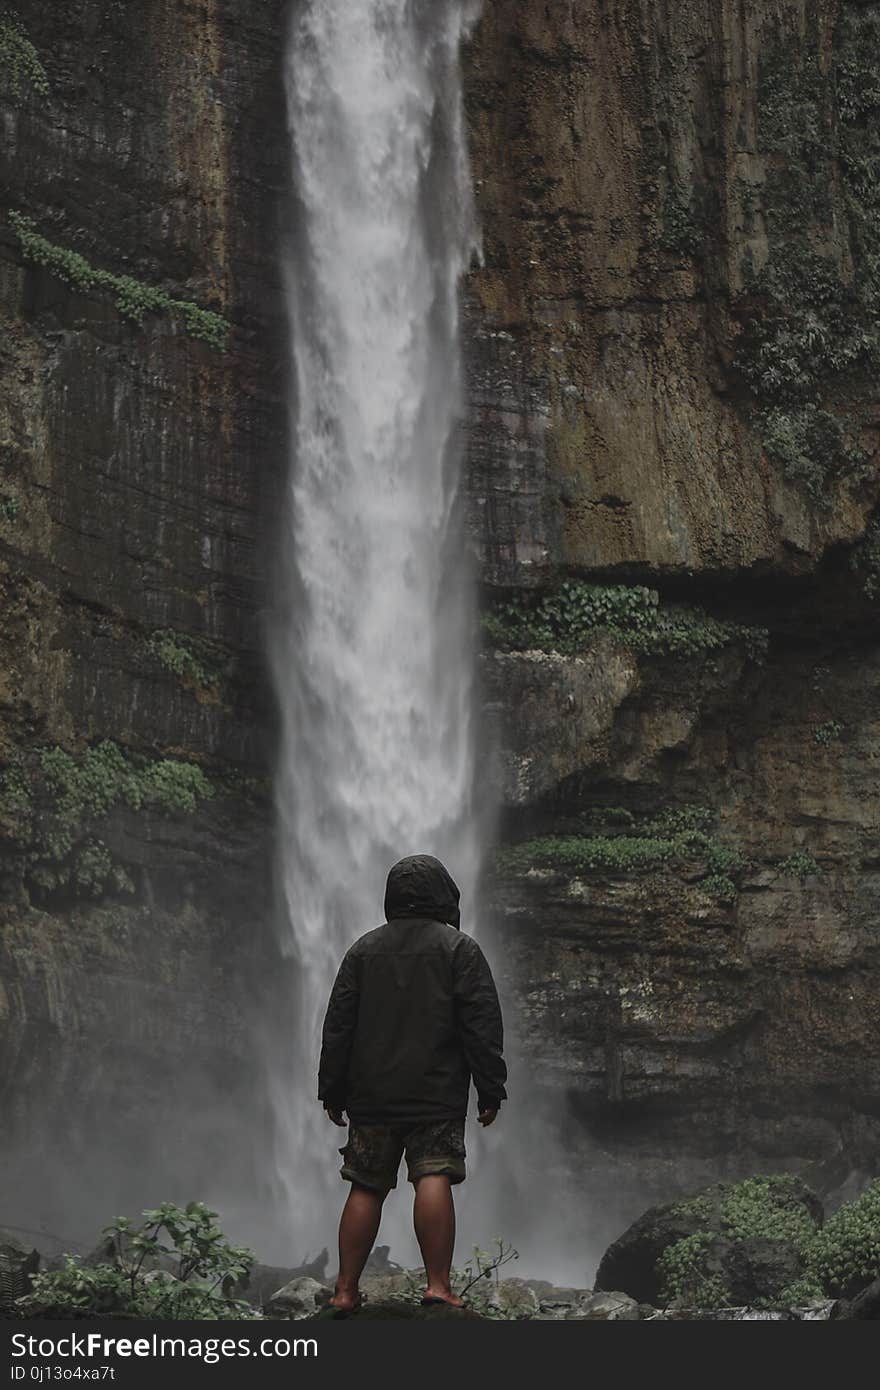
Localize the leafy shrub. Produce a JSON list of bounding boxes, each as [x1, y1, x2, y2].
[[0, 740, 214, 900], [661, 1176, 822, 1307], [18, 1203, 258, 1320], [661, 1176, 880, 1307], [483, 580, 767, 662], [495, 805, 747, 901], [0, 11, 48, 99], [778, 851, 820, 879], [719, 1176, 818, 1246], [9, 213, 230, 350], [147, 629, 225, 701], [657, 1233, 728, 1308], [809, 1180, 880, 1298]]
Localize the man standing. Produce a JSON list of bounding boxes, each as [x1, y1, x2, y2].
[[317, 853, 507, 1311]]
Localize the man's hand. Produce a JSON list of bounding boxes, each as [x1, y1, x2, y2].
[[478, 1107, 498, 1127], [323, 1102, 346, 1126]]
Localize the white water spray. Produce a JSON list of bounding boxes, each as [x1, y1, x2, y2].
[[267, 0, 483, 1261]]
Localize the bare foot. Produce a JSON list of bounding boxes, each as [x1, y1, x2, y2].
[[422, 1286, 465, 1308], [329, 1286, 361, 1312]]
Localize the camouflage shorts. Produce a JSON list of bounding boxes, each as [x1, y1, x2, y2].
[[339, 1118, 466, 1193]]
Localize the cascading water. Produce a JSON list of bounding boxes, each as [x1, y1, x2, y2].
[[266, 0, 485, 1262]]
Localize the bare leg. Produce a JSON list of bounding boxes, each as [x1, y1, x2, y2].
[[330, 1181, 385, 1310], [413, 1174, 464, 1307]]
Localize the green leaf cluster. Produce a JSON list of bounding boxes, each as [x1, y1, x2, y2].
[[660, 1176, 880, 1308], [147, 629, 225, 700], [9, 212, 230, 350], [807, 1180, 880, 1298], [778, 851, 820, 879], [812, 719, 844, 746], [495, 804, 747, 902], [657, 1232, 728, 1308], [18, 1202, 258, 1320], [0, 739, 214, 899], [0, 11, 48, 99], [483, 580, 767, 662]]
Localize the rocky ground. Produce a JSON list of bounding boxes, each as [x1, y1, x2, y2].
[[10, 1173, 876, 1323]]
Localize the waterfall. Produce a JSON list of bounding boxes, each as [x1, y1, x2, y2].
[[267, 0, 483, 1261]]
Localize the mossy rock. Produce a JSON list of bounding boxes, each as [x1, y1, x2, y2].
[[595, 1176, 822, 1306]]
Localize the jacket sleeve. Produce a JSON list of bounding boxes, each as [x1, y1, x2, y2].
[[452, 937, 508, 1110], [317, 948, 360, 1108]]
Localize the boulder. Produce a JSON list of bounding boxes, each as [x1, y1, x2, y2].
[[534, 1286, 590, 1319], [831, 1279, 880, 1321], [483, 1279, 541, 1318], [595, 1177, 823, 1305], [595, 1204, 708, 1304], [264, 1275, 332, 1319], [717, 1237, 806, 1305], [573, 1291, 640, 1320]]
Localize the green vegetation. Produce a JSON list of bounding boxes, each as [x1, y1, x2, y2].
[[657, 1232, 728, 1308], [660, 1176, 820, 1307], [719, 1176, 817, 1246], [0, 11, 49, 99], [0, 490, 19, 523], [147, 629, 225, 701], [495, 804, 747, 903], [0, 739, 214, 899], [483, 580, 767, 662], [813, 719, 844, 746], [808, 1179, 880, 1299], [397, 1238, 521, 1318], [661, 1176, 880, 1308], [9, 212, 230, 350], [735, 13, 880, 497], [18, 1203, 258, 1320], [778, 851, 820, 879]]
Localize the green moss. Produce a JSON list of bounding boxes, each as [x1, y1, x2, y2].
[[483, 580, 767, 662], [0, 11, 49, 99], [147, 629, 225, 700], [9, 212, 230, 350], [495, 805, 747, 901], [0, 740, 214, 901]]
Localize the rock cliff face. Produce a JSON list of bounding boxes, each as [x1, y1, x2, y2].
[[465, 0, 880, 1248], [0, 0, 291, 1245], [1, 0, 878, 1259]]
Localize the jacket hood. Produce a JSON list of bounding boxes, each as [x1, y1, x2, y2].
[[384, 854, 461, 929]]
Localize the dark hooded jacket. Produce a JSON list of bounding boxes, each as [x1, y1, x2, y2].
[[317, 854, 507, 1125]]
